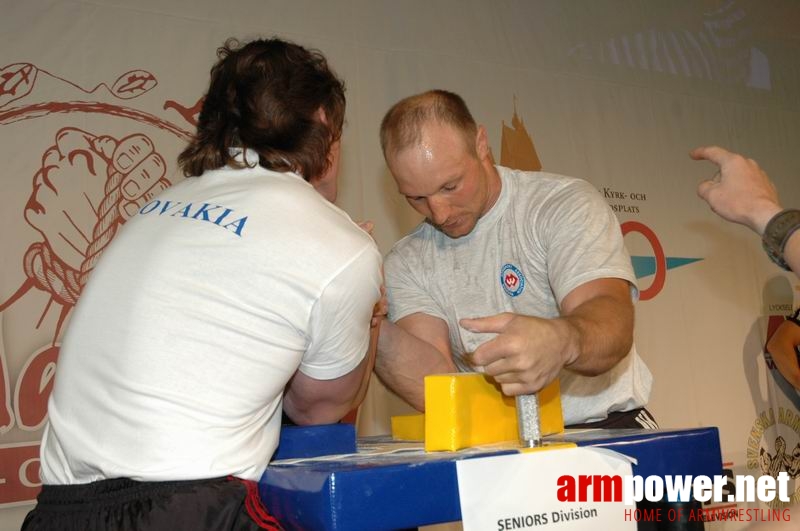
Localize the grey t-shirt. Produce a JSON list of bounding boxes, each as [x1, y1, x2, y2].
[[385, 165, 652, 425]]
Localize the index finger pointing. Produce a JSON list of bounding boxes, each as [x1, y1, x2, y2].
[[689, 145, 732, 165]]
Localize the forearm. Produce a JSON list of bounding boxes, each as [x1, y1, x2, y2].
[[374, 319, 456, 411], [558, 293, 634, 376]]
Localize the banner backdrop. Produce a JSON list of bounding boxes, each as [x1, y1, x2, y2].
[[1, 1, 799, 529]]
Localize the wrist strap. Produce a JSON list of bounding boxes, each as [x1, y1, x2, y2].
[[762, 209, 800, 271]]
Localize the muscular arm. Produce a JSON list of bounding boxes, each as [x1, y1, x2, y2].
[[557, 277, 634, 374], [462, 278, 633, 396], [283, 323, 381, 424], [766, 319, 800, 390], [374, 313, 457, 411], [282, 237, 382, 425]]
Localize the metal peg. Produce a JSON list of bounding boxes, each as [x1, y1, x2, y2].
[[516, 393, 542, 448]]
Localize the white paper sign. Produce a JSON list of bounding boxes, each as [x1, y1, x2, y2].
[[456, 447, 637, 531]]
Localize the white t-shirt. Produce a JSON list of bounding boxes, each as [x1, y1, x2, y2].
[[385, 165, 652, 425], [40, 150, 382, 483]]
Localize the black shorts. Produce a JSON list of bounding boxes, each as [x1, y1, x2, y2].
[[22, 476, 283, 531], [567, 407, 659, 430]]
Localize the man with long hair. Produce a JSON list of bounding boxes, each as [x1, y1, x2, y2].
[[24, 38, 382, 530]]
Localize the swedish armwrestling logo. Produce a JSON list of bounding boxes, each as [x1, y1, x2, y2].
[[747, 407, 800, 508]]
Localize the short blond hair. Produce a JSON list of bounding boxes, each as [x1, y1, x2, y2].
[[379, 89, 477, 159]]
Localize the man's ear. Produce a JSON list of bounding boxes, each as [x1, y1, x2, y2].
[[475, 125, 489, 160]]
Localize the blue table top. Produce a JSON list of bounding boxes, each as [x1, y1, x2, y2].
[[260, 427, 722, 531]]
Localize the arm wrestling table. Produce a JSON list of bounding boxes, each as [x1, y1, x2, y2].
[[259, 426, 723, 531]]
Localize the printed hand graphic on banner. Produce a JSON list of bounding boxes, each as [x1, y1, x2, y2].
[[2, 127, 171, 340], [24, 128, 169, 273]]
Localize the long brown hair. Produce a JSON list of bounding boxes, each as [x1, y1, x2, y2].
[[178, 37, 345, 181]]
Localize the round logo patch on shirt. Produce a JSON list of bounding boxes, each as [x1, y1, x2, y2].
[[500, 263, 525, 297]]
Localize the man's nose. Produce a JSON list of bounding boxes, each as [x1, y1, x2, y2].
[[427, 197, 450, 225]]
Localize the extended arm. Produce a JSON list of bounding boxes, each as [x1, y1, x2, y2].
[[374, 313, 457, 411], [461, 277, 633, 396]]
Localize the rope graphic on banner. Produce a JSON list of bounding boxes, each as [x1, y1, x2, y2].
[[80, 166, 125, 286], [23, 242, 81, 308]]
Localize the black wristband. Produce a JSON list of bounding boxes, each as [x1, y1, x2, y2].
[[762, 209, 800, 271]]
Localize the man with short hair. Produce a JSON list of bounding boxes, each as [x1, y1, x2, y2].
[[376, 89, 653, 428]]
